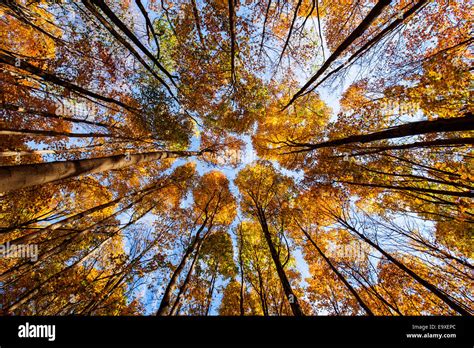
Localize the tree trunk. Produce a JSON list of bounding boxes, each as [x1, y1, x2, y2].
[[81, 0, 173, 96], [0, 127, 134, 140], [337, 180, 474, 198], [2, 180, 165, 240], [0, 51, 138, 114], [284, 0, 392, 108], [255, 266, 269, 315], [346, 262, 404, 315], [0, 195, 157, 283], [257, 208, 304, 316], [86, 0, 176, 87], [348, 137, 474, 156], [1, 102, 119, 130], [190, 0, 207, 49], [311, 0, 428, 91], [296, 220, 374, 315], [238, 225, 245, 316], [278, 0, 303, 64], [155, 219, 208, 316], [4, 225, 126, 313], [204, 263, 219, 316], [135, 0, 161, 56], [288, 113, 474, 152], [0, 150, 204, 193], [169, 230, 210, 315], [340, 219, 472, 316], [228, 0, 236, 84]]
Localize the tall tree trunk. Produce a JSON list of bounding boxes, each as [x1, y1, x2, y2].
[[278, 0, 303, 65], [296, 220, 374, 315], [228, 0, 236, 84], [348, 137, 474, 157], [135, 0, 161, 56], [339, 218, 472, 316], [0, 195, 157, 283], [81, 0, 173, 96], [336, 181, 474, 198], [259, 0, 272, 55], [1, 102, 119, 130], [0, 149, 204, 193], [0, 50, 138, 114], [155, 219, 208, 316], [4, 223, 128, 313], [80, 235, 158, 315], [284, 0, 392, 109], [2, 181, 165, 240], [310, 0, 429, 91], [237, 225, 245, 316], [257, 208, 304, 316], [205, 263, 219, 316], [190, 0, 207, 49], [255, 266, 269, 316], [286, 113, 474, 152], [0, 127, 137, 140], [90, 0, 176, 86], [169, 229, 210, 315], [162, 197, 222, 315], [346, 262, 404, 315]]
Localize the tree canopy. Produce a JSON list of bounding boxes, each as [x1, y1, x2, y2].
[[0, 0, 472, 316]]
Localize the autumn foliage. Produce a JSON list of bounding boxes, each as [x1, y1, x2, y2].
[[0, 0, 472, 316]]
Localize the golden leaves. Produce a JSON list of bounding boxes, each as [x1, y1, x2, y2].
[[0, 2, 61, 61], [193, 171, 237, 226]]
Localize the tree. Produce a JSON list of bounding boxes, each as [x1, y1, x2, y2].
[[1, 0, 472, 317], [236, 161, 305, 316], [156, 170, 236, 315]]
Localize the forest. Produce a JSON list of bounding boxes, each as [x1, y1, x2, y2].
[[0, 0, 472, 316]]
